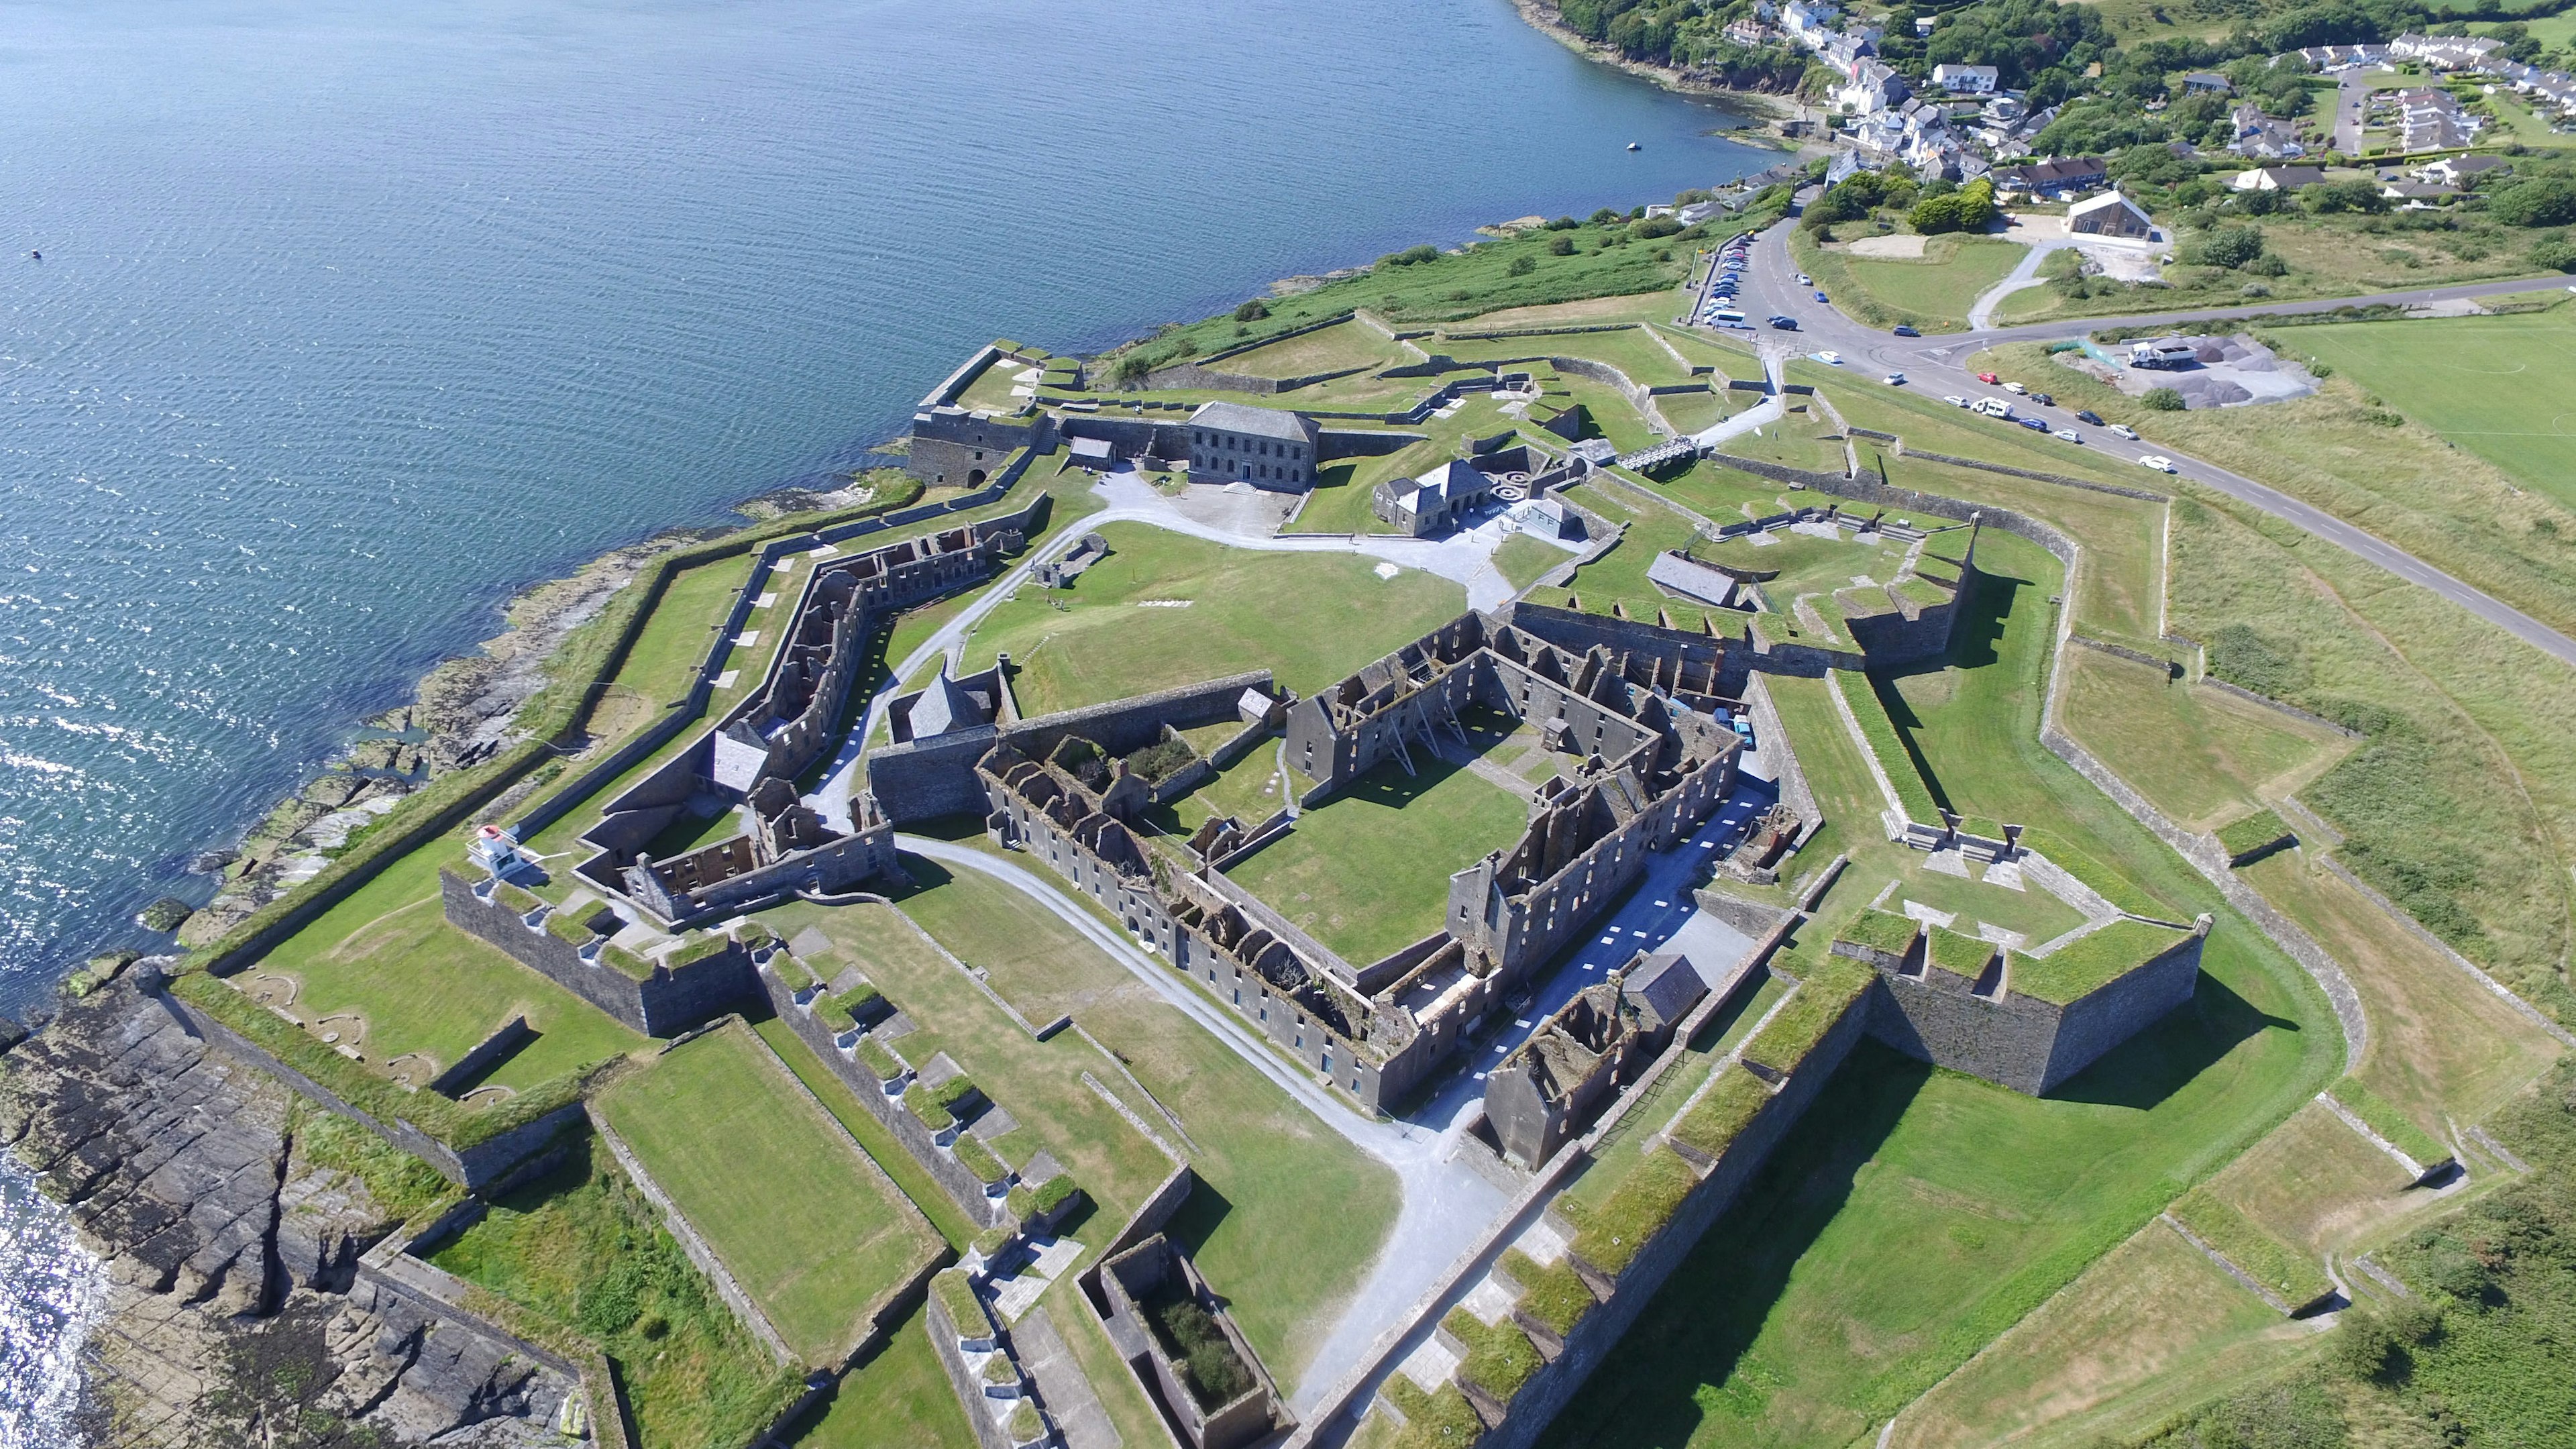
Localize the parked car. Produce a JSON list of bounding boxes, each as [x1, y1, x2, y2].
[[1796, 272, 1812, 284], [2108, 423, 2139, 440], [1813, 290, 1830, 303], [1976, 372, 2000, 384], [2075, 409, 2104, 426], [1942, 394, 1968, 407], [2002, 381, 2028, 395], [1817, 351, 1842, 365], [1883, 372, 1907, 386], [1971, 397, 2012, 417], [2031, 392, 2053, 407], [1892, 325, 1921, 337], [2053, 429, 2082, 443], [2018, 417, 2049, 431], [2138, 454, 2177, 472], [1770, 316, 1799, 329]]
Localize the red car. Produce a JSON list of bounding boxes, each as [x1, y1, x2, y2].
[[1976, 371, 2000, 385]]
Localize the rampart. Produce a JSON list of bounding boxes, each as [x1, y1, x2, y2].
[[439, 869, 756, 1036], [869, 673, 1274, 824]]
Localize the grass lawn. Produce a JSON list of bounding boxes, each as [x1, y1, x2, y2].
[[619, 554, 759, 708], [764, 857, 1401, 1383], [598, 1020, 943, 1367], [429, 1139, 804, 1449], [1701, 527, 1903, 601], [1218, 320, 1409, 378], [752, 1016, 979, 1249], [1643, 460, 1792, 523], [1438, 325, 1696, 388], [231, 839, 643, 1093], [1561, 375, 1664, 454], [1494, 533, 1572, 594], [1523, 483, 1727, 627], [2241, 850, 2566, 1129], [1837, 236, 2029, 332], [1152, 745, 1296, 838], [1656, 388, 1733, 436], [1886, 1221, 2316, 1449], [2061, 648, 2353, 832], [2188, 1098, 2417, 1258], [779, 1301, 975, 1449], [2267, 308, 2576, 515], [1225, 752, 1532, 965], [1295, 459, 1411, 536], [1430, 289, 1690, 332], [1897, 867, 2090, 945], [954, 523, 1464, 714]]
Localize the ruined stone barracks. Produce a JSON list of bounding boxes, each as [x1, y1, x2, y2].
[[960, 604, 1743, 1111]]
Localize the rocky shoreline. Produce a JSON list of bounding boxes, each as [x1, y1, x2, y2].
[[1507, 0, 1800, 121], [0, 966, 577, 1446]]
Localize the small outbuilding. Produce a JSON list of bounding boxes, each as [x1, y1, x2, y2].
[[1372, 458, 1495, 537]]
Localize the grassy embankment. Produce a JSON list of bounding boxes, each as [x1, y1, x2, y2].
[[595, 1020, 944, 1368], [757, 855, 1401, 1385], [951, 523, 1465, 716], [1538, 524, 2340, 1449]]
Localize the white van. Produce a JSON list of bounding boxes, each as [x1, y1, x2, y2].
[[1971, 397, 2014, 419], [1711, 308, 1746, 325]]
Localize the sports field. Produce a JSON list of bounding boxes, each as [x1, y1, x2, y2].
[[597, 1020, 943, 1367], [2226, 309, 2576, 513]]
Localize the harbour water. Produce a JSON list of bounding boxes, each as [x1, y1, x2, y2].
[[0, 0, 1768, 1430]]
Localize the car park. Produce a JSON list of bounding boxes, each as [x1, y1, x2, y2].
[[2137, 454, 2176, 472], [2108, 423, 2138, 440], [1892, 325, 1920, 337], [1884, 372, 1907, 386], [2075, 409, 2104, 426]]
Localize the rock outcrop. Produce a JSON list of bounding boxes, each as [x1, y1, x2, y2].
[[0, 972, 573, 1446]]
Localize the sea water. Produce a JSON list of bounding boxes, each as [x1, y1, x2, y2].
[[0, 0, 1768, 1427]]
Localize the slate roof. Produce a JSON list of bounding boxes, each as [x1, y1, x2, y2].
[[1622, 953, 1709, 1035], [1189, 400, 1319, 443]]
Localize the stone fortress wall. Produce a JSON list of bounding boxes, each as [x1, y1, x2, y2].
[[437, 867, 755, 1038]]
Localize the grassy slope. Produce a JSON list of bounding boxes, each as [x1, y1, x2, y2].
[[2060, 647, 2351, 832], [1545, 525, 2334, 1448], [784, 1305, 976, 1449], [233, 841, 643, 1090], [771, 858, 1401, 1383], [430, 1141, 802, 1449], [598, 1022, 941, 1365], [1225, 755, 1532, 966], [955, 523, 1464, 714]]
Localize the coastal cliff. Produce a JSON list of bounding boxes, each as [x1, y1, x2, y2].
[[1508, 0, 1801, 117], [0, 967, 576, 1446]]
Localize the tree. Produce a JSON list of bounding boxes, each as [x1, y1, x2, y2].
[[2533, 235, 2576, 273], [1232, 299, 1270, 323], [1506, 255, 1538, 276], [1953, 178, 1998, 230], [1548, 234, 1577, 256], [2489, 178, 2576, 228], [1910, 193, 1965, 233], [2301, 178, 2385, 215], [2189, 225, 2266, 268], [2143, 387, 2186, 411]]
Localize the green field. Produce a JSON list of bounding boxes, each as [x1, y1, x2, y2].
[[226, 843, 643, 1093], [431, 1140, 804, 1449], [2273, 309, 2576, 514], [598, 1020, 943, 1366], [2061, 647, 2351, 831], [780, 1302, 977, 1449], [1701, 525, 1904, 602], [1226, 749, 1532, 966], [1841, 237, 2029, 331], [955, 523, 1465, 714], [765, 854, 1402, 1381], [1218, 319, 1410, 378], [1437, 324, 1697, 388]]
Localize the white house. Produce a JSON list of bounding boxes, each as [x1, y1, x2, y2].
[[1835, 58, 1910, 114], [1931, 64, 1999, 95]]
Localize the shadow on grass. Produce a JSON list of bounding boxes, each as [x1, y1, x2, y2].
[[1538, 1041, 1929, 1449], [2047, 970, 2297, 1111], [1163, 1177, 1236, 1285], [1871, 561, 2031, 813]]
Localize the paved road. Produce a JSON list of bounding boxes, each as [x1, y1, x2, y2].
[[1719, 208, 2576, 670]]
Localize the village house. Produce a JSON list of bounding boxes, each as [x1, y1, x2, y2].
[[2066, 190, 2157, 239], [1931, 63, 1998, 95], [2232, 164, 2326, 192]]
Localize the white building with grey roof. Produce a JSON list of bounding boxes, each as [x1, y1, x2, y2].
[[1186, 401, 1322, 490]]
